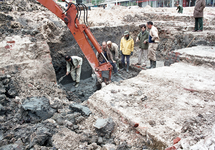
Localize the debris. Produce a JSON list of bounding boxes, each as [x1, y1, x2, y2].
[[173, 137, 181, 144], [21, 97, 56, 120], [70, 103, 92, 116], [94, 118, 109, 129], [94, 118, 115, 138]]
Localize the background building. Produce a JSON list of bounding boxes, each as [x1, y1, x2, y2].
[[58, 0, 214, 7]]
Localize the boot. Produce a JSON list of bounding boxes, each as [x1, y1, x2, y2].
[[153, 61, 156, 68], [126, 64, 129, 72], [75, 82, 79, 88], [121, 63, 125, 71], [146, 60, 152, 69]]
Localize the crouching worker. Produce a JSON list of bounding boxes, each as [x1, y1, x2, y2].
[[97, 41, 119, 76], [65, 55, 83, 88], [107, 41, 120, 70]]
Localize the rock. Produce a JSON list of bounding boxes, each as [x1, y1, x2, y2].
[[50, 99, 63, 109], [111, 90, 117, 93], [75, 116, 85, 124], [21, 97, 56, 120], [30, 29, 39, 36], [94, 118, 109, 129], [7, 88, 17, 98], [94, 118, 115, 138], [142, 145, 149, 150], [29, 127, 52, 147], [0, 75, 7, 81], [70, 103, 91, 116], [0, 144, 20, 150], [73, 125, 79, 130], [11, 21, 20, 28], [0, 88, 6, 94], [116, 142, 130, 150], [0, 104, 4, 111], [148, 120, 156, 127], [56, 117, 65, 125], [102, 144, 117, 150], [98, 137, 103, 144], [65, 120, 73, 129], [0, 94, 6, 104], [2, 79, 10, 85], [141, 95, 147, 101]]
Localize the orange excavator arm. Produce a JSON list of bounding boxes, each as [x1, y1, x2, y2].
[[37, 0, 112, 81]]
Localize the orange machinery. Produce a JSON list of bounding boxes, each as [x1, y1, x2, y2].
[[37, 0, 112, 82]]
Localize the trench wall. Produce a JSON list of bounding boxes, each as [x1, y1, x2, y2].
[[48, 24, 215, 83]]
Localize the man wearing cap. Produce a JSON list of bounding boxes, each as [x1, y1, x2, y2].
[[120, 31, 134, 72], [136, 24, 149, 67], [146, 21, 159, 69], [65, 55, 83, 88], [107, 41, 120, 69]]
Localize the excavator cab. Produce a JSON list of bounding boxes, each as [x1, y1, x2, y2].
[[37, 0, 113, 83]]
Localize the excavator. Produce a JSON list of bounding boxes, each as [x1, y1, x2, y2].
[[37, 0, 113, 82]]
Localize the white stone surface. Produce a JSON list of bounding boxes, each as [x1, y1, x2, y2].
[[88, 61, 215, 148]]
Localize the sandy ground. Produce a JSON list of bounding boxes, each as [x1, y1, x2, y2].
[[86, 5, 215, 26]]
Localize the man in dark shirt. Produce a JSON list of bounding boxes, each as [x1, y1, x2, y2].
[[176, 4, 183, 13]]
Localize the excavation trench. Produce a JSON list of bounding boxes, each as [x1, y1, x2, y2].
[[47, 26, 143, 101], [47, 25, 214, 149]]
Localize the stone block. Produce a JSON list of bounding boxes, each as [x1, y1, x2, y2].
[[21, 97, 56, 120], [70, 104, 91, 116]]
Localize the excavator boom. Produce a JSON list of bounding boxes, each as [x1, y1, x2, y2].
[[37, 0, 112, 81]]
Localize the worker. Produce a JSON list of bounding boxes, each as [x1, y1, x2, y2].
[[193, 0, 205, 32], [135, 24, 149, 67], [97, 41, 119, 75], [176, 3, 183, 13], [65, 55, 83, 88], [107, 41, 120, 69], [120, 31, 134, 72], [146, 21, 159, 69]]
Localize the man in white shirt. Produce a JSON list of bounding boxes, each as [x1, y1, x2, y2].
[[65, 55, 83, 88]]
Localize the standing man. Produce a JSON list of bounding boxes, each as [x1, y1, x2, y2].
[[146, 21, 159, 69], [97, 41, 119, 75], [65, 55, 83, 88], [176, 3, 183, 13], [136, 24, 149, 67], [120, 31, 134, 72], [193, 0, 205, 32], [107, 41, 119, 69]]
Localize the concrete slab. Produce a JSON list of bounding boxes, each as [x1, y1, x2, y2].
[[175, 46, 215, 58], [175, 46, 215, 67], [88, 62, 215, 149]]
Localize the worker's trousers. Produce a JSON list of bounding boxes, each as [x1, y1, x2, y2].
[[138, 48, 148, 65], [148, 43, 158, 61], [121, 54, 130, 67], [109, 60, 118, 73], [71, 66, 81, 83], [195, 17, 203, 31]]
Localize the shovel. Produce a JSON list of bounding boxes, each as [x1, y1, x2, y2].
[[58, 67, 77, 83]]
